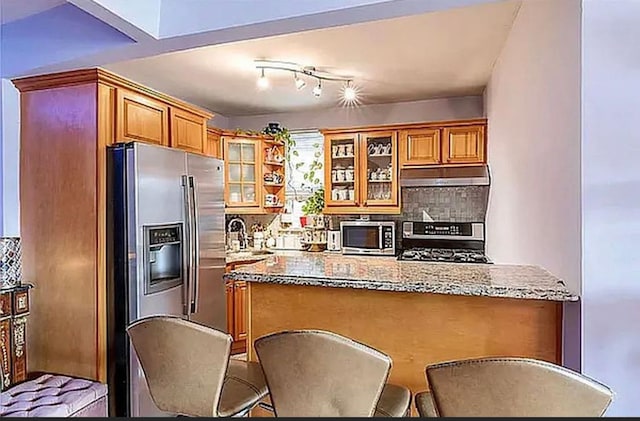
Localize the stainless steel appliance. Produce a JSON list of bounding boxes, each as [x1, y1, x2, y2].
[[398, 221, 491, 263], [107, 142, 225, 417], [399, 165, 490, 187], [340, 220, 395, 256], [327, 230, 341, 251]]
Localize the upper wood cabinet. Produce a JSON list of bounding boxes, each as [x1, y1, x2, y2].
[[442, 125, 485, 164], [170, 108, 207, 154], [223, 136, 261, 209], [323, 130, 400, 214], [324, 133, 360, 208], [398, 121, 486, 168], [116, 89, 169, 146], [222, 133, 285, 214], [206, 128, 222, 159], [399, 128, 441, 167], [360, 131, 398, 208]]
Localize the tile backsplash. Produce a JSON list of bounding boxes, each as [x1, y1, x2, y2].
[[395, 186, 489, 222], [329, 186, 489, 248], [227, 186, 489, 248]]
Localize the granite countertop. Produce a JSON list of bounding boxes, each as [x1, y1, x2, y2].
[[225, 249, 306, 265], [223, 253, 578, 302]]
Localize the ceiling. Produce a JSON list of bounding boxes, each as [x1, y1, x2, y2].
[[0, 0, 66, 24], [105, 0, 520, 117]]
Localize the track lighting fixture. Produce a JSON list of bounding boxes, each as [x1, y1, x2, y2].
[[257, 68, 269, 90], [312, 79, 322, 98], [255, 59, 359, 104], [294, 72, 306, 90]]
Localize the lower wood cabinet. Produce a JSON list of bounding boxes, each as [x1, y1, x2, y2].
[[225, 262, 257, 354]]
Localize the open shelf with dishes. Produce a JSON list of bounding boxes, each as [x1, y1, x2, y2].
[[262, 142, 286, 211]]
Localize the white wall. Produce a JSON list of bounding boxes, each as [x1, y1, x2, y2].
[[227, 96, 484, 131], [484, 0, 581, 296], [1, 79, 20, 236], [582, 0, 640, 416], [208, 113, 230, 130]]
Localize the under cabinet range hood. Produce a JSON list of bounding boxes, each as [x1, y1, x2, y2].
[[400, 165, 490, 187]]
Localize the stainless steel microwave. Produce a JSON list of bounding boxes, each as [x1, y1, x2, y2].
[[340, 220, 396, 256]]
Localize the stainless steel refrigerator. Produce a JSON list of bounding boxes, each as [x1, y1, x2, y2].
[[106, 142, 226, 417]]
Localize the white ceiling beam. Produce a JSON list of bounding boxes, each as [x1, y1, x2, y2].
[[67, 0, 159, 42]]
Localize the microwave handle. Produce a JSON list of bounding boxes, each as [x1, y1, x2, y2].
[[379, 226, 384, 250]]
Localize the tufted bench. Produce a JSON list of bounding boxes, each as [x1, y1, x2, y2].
[[0, 374, 108, 417]]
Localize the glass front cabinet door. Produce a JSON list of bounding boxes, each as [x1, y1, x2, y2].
[[224, 138, 260, 208], [323, 130, 399, 213], [359, 131, 398, 207], [324, 133, 359, 207]]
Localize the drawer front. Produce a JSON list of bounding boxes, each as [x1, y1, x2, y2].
[[12, 289, 29, 315]]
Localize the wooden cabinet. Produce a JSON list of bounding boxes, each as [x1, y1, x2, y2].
[[0, 285, 31, 390], [233, 281, 247, 343], [360, 131, 399, 208], [206, 128, 222, 158], [399, 128, 441, 166], [324, 133, 360, 208], [225, 262, 255, 354], [12, 68, 214, 383], [222, 133, 285, 214], [116, 89, 169, 146], [224, 137, 261, 209], [323, 131, 400, 214], [442, 125, 485, 164], [262, 139, 286, 213], [170, 108, 207, 154]]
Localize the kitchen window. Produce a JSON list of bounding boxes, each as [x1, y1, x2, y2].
[[284, 130, 324, 225]]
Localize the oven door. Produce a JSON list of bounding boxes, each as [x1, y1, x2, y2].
[[341, 224, 383, 255]]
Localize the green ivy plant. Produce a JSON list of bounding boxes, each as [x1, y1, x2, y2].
[[302, 188, 325, 215]]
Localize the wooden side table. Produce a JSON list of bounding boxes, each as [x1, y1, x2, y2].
[[0, 285, 32, 389]]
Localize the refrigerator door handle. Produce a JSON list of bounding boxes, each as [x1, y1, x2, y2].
[[181, 175, 192, 317], [188, 176, 200, 314]]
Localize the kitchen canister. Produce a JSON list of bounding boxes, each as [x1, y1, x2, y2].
[[0, 237, 22, 289]]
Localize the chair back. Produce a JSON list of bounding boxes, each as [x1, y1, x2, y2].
[[426, 357, 614, 417], [254, 330, 391, 417], [126, 316, 232, 417]]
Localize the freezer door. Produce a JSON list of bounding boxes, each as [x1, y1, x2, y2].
[[128, 142, 188, 418], [186, 153, 227, 332]]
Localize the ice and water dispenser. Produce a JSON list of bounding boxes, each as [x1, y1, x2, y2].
[[143, 224, 184, 294]]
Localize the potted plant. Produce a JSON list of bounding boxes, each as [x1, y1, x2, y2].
[[302, 188, 325, 215]]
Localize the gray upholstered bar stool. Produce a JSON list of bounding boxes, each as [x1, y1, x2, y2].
[[254, 330, 411, 417], [127, 316, 268, 417], [415, 357, 614, 417]]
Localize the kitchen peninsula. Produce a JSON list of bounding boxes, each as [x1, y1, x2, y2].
[[224, 253, 577, 396]]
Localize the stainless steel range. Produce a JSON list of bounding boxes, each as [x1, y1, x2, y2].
[[398, 221, 491, 264]]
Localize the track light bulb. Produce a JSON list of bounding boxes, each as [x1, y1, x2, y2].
[[343, 81, 356, 101], [294, 73, 306, 90], [257, 68, 269, 90], [312, 80, 322, 97]]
